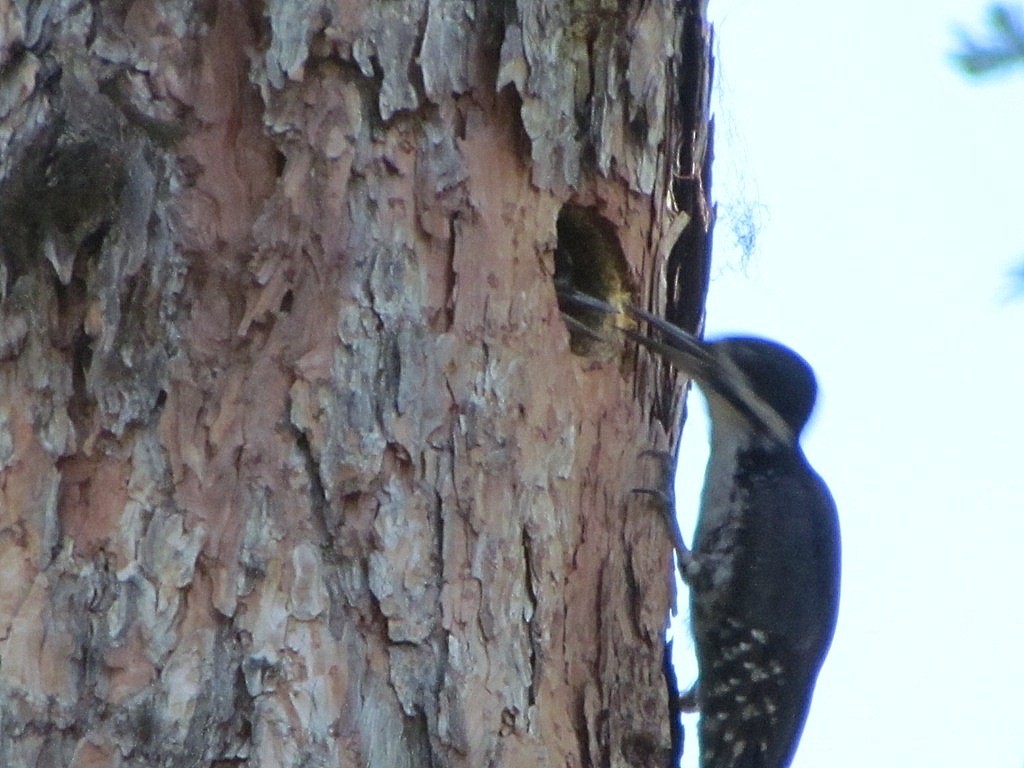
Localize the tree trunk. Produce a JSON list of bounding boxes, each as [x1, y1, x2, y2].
[[0, 1, 713, 766]]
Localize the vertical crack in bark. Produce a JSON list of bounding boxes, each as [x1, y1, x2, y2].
[[665, 0, 715, 339], [440, 213, 457, 332], [621, 539, 643, 639], [289, 420, 337, 562], [288, 416, 359, 647], [521, 525, 539, 707], [403, 706, 438, 768], [574, 687, 595, 768], [663, 640, 685, 768]]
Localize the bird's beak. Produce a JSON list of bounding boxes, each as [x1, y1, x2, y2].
[[558, 288, 795, 442], [621, 304, 717, 382], [558, 286, 717, 382], [595, 298, 795, 444]]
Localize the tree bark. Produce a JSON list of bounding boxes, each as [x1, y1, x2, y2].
[[0, 1, 713, 766]]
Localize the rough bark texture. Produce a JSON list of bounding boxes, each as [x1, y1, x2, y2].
[[0, 1, 712, 767]]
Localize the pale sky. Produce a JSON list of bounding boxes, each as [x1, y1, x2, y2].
[[672, 2, 1024, 766]]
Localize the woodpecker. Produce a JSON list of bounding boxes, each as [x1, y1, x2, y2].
[[560, 290, 840, 768]]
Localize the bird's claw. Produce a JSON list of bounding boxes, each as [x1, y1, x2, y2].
[[678, 684, 699, 713], [633, 450, 693, 582]]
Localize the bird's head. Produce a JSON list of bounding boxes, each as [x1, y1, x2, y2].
[[704, 337, 818, 442], [617, 304, 818, 445]]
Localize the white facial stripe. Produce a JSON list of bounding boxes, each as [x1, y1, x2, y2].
[[714, 354, 795, 445]]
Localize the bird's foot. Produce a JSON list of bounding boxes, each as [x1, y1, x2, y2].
[[633, 449, 694, 581], [678, 683, 699, 713]]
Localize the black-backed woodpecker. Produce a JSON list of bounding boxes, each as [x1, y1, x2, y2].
[[562, 291, 841, 768]]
